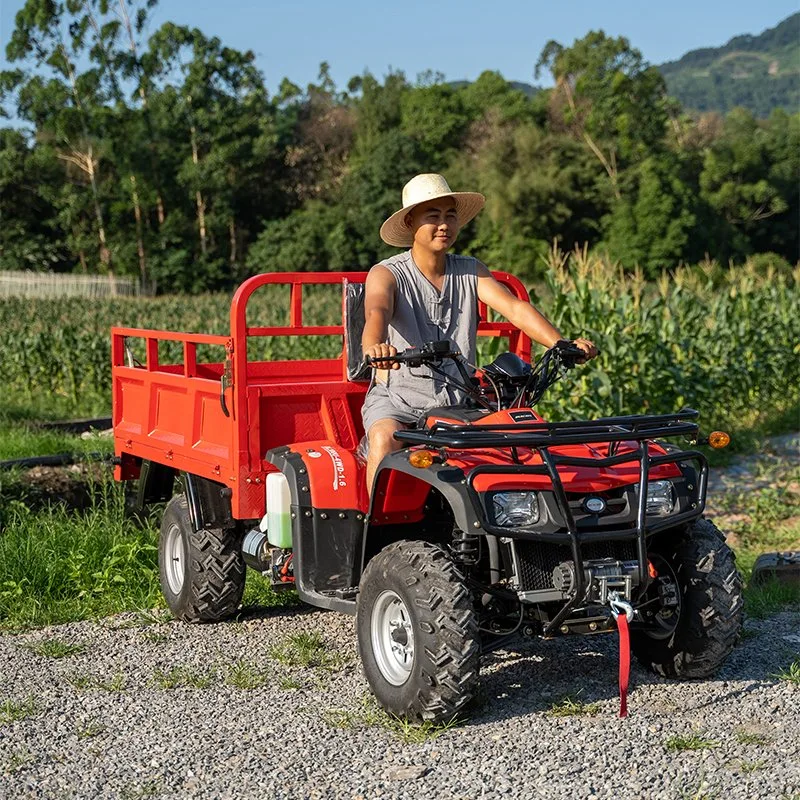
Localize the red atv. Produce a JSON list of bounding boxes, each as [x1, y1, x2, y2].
[[112, 272, 743, 722]]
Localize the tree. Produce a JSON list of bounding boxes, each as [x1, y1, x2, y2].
[[699, 107, 797, 261], [536, 31, 669, 199]]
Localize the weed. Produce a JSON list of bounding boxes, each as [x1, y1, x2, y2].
[[773, 657, 800, 684], [76, 720, 106, 739], [120, 781, 160, 800], [152, 666, 213, 690], [143, 630, 169, 644], [677, 776, 718, 800], [746, 580, 800, 619], [278, 675, 303, 691], [22, 638, 85, 659], [321, 696, 460, 743], [4, 749, 34, 773], [735, 729, 771, 746], [269, 631, 347, 671], [665, 734, 719, 752], [0, 696, 37, 725], [385, 714, 461, 744], [547, 692, 601, 717], [223, 660, 269, 690], [738, 760, 767, 774], [67, 671, 126, 692]]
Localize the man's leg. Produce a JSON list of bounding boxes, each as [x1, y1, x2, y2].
[[366, 418, 407, 496]]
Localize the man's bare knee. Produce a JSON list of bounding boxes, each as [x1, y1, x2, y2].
[[368, 420, 405, 455]]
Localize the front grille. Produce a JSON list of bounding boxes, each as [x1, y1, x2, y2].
[[513, 540, 637, 591]]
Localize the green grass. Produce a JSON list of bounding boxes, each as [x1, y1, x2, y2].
[[734, 729, 771, 746], [21, 639, 86, 659], [0, 489, 161, 630], [547, 692, 601, 717], [67, 671, 126, 692], [152, 666, 213, 690], [241, 572, 301, 611], [709, 458, 800, 617], [665, 734, 719, 752], [773, 657, 800, 684], [321, 696, 461, 743], [0, 696, 38, 725], [269, 631, 348, 671], [223, 659, 270, 690], [76, 720, 106, 739]]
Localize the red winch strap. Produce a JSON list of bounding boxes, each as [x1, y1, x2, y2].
[[616, 612, 630, 718]]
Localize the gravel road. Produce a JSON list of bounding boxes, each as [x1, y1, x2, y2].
[[1, 602, 798, 800]]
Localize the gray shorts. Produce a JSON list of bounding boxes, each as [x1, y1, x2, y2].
[[361, 382, 424, 434]]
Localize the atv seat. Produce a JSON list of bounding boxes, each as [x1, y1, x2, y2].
[[344, 280, 370, 381]]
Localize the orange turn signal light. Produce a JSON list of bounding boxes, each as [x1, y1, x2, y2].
[[409, 450, 435, 469], [708, 431, 731, 450]]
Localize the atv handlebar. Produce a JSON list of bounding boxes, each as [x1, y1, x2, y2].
[[364, 339, 588, 369], [364, 340, 460, 368]]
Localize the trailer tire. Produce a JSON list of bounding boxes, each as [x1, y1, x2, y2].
[[632, 518, 743, 678], [158, 495, 245, 622], [357, 540, 480, 723]]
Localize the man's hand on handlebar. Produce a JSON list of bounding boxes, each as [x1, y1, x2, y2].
[[553, 338, 598, 367], [364, 343, 401, 370], [571, 337, 598, 363]]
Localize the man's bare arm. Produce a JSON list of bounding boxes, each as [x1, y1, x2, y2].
[[362, 265, 400, 367], [476, 264, 597, 359]]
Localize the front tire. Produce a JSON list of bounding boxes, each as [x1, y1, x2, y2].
[[158, 495, 245, 622], [357, 541, 480, 722], [632, 518, 743, 678]]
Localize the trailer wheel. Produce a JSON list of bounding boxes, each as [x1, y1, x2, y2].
[[632, 518, 743, 678], [158, 495, 245, 622], [357, 540, 480, 723]]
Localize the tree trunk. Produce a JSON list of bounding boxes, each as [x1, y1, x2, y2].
[[85, 142, 112, 273], [190, 124, 207, 256], [119, 0, 167, 231], [130, 174, 147, 283], [229, 218, 237, 266], [61, 44, 114, 274]]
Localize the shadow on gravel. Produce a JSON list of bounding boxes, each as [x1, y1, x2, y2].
[[463, 629, 792, 725]]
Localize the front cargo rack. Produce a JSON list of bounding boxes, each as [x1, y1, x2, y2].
[[394, 409, 708, 637]]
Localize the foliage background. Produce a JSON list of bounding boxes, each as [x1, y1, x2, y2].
[[0, 2, 797, 293]]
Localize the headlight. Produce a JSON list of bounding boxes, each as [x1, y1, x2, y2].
[[646, 481, 675, 516], [491, 491, 540, 527]]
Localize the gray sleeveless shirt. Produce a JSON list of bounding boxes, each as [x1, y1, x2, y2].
[[361, 251, 480, 430]]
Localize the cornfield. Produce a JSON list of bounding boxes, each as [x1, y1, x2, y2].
[[4, 252, 798, 430]]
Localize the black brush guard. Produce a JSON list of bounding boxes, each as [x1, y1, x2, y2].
[[395, 409, 708, 637]]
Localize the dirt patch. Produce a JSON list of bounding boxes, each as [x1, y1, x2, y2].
[[8, 462, 111, 511]]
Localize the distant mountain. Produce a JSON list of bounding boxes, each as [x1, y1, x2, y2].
[[657, 13, 800, 117]]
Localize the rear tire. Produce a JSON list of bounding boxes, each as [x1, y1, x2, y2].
[[632, 518, 743, 678], [158, 495, 245, 622], [357, 541, 480, 722]]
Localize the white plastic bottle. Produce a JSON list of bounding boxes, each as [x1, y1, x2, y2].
[[264, 472, 293, 549]]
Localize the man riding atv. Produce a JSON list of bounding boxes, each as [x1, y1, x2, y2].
[[361, 173, 597, 491]]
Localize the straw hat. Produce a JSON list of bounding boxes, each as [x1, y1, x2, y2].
[[379, 173, 485, 247]]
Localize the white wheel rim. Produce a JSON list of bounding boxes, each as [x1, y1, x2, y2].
[[164, 522, 185, 595], [371, 590, 415, 686]]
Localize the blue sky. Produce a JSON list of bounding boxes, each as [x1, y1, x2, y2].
[[1, 0, 797, 95]]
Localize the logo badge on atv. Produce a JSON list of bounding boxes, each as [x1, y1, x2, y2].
[[583, 497, 606, 514]]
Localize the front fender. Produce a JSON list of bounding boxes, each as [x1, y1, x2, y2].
[[369, 450, 482, 538]]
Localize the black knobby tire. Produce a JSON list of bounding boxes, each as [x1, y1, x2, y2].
[[158, 494, 245, 622], [632, 518, 743, 678], [356, 540, 480, 722]]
